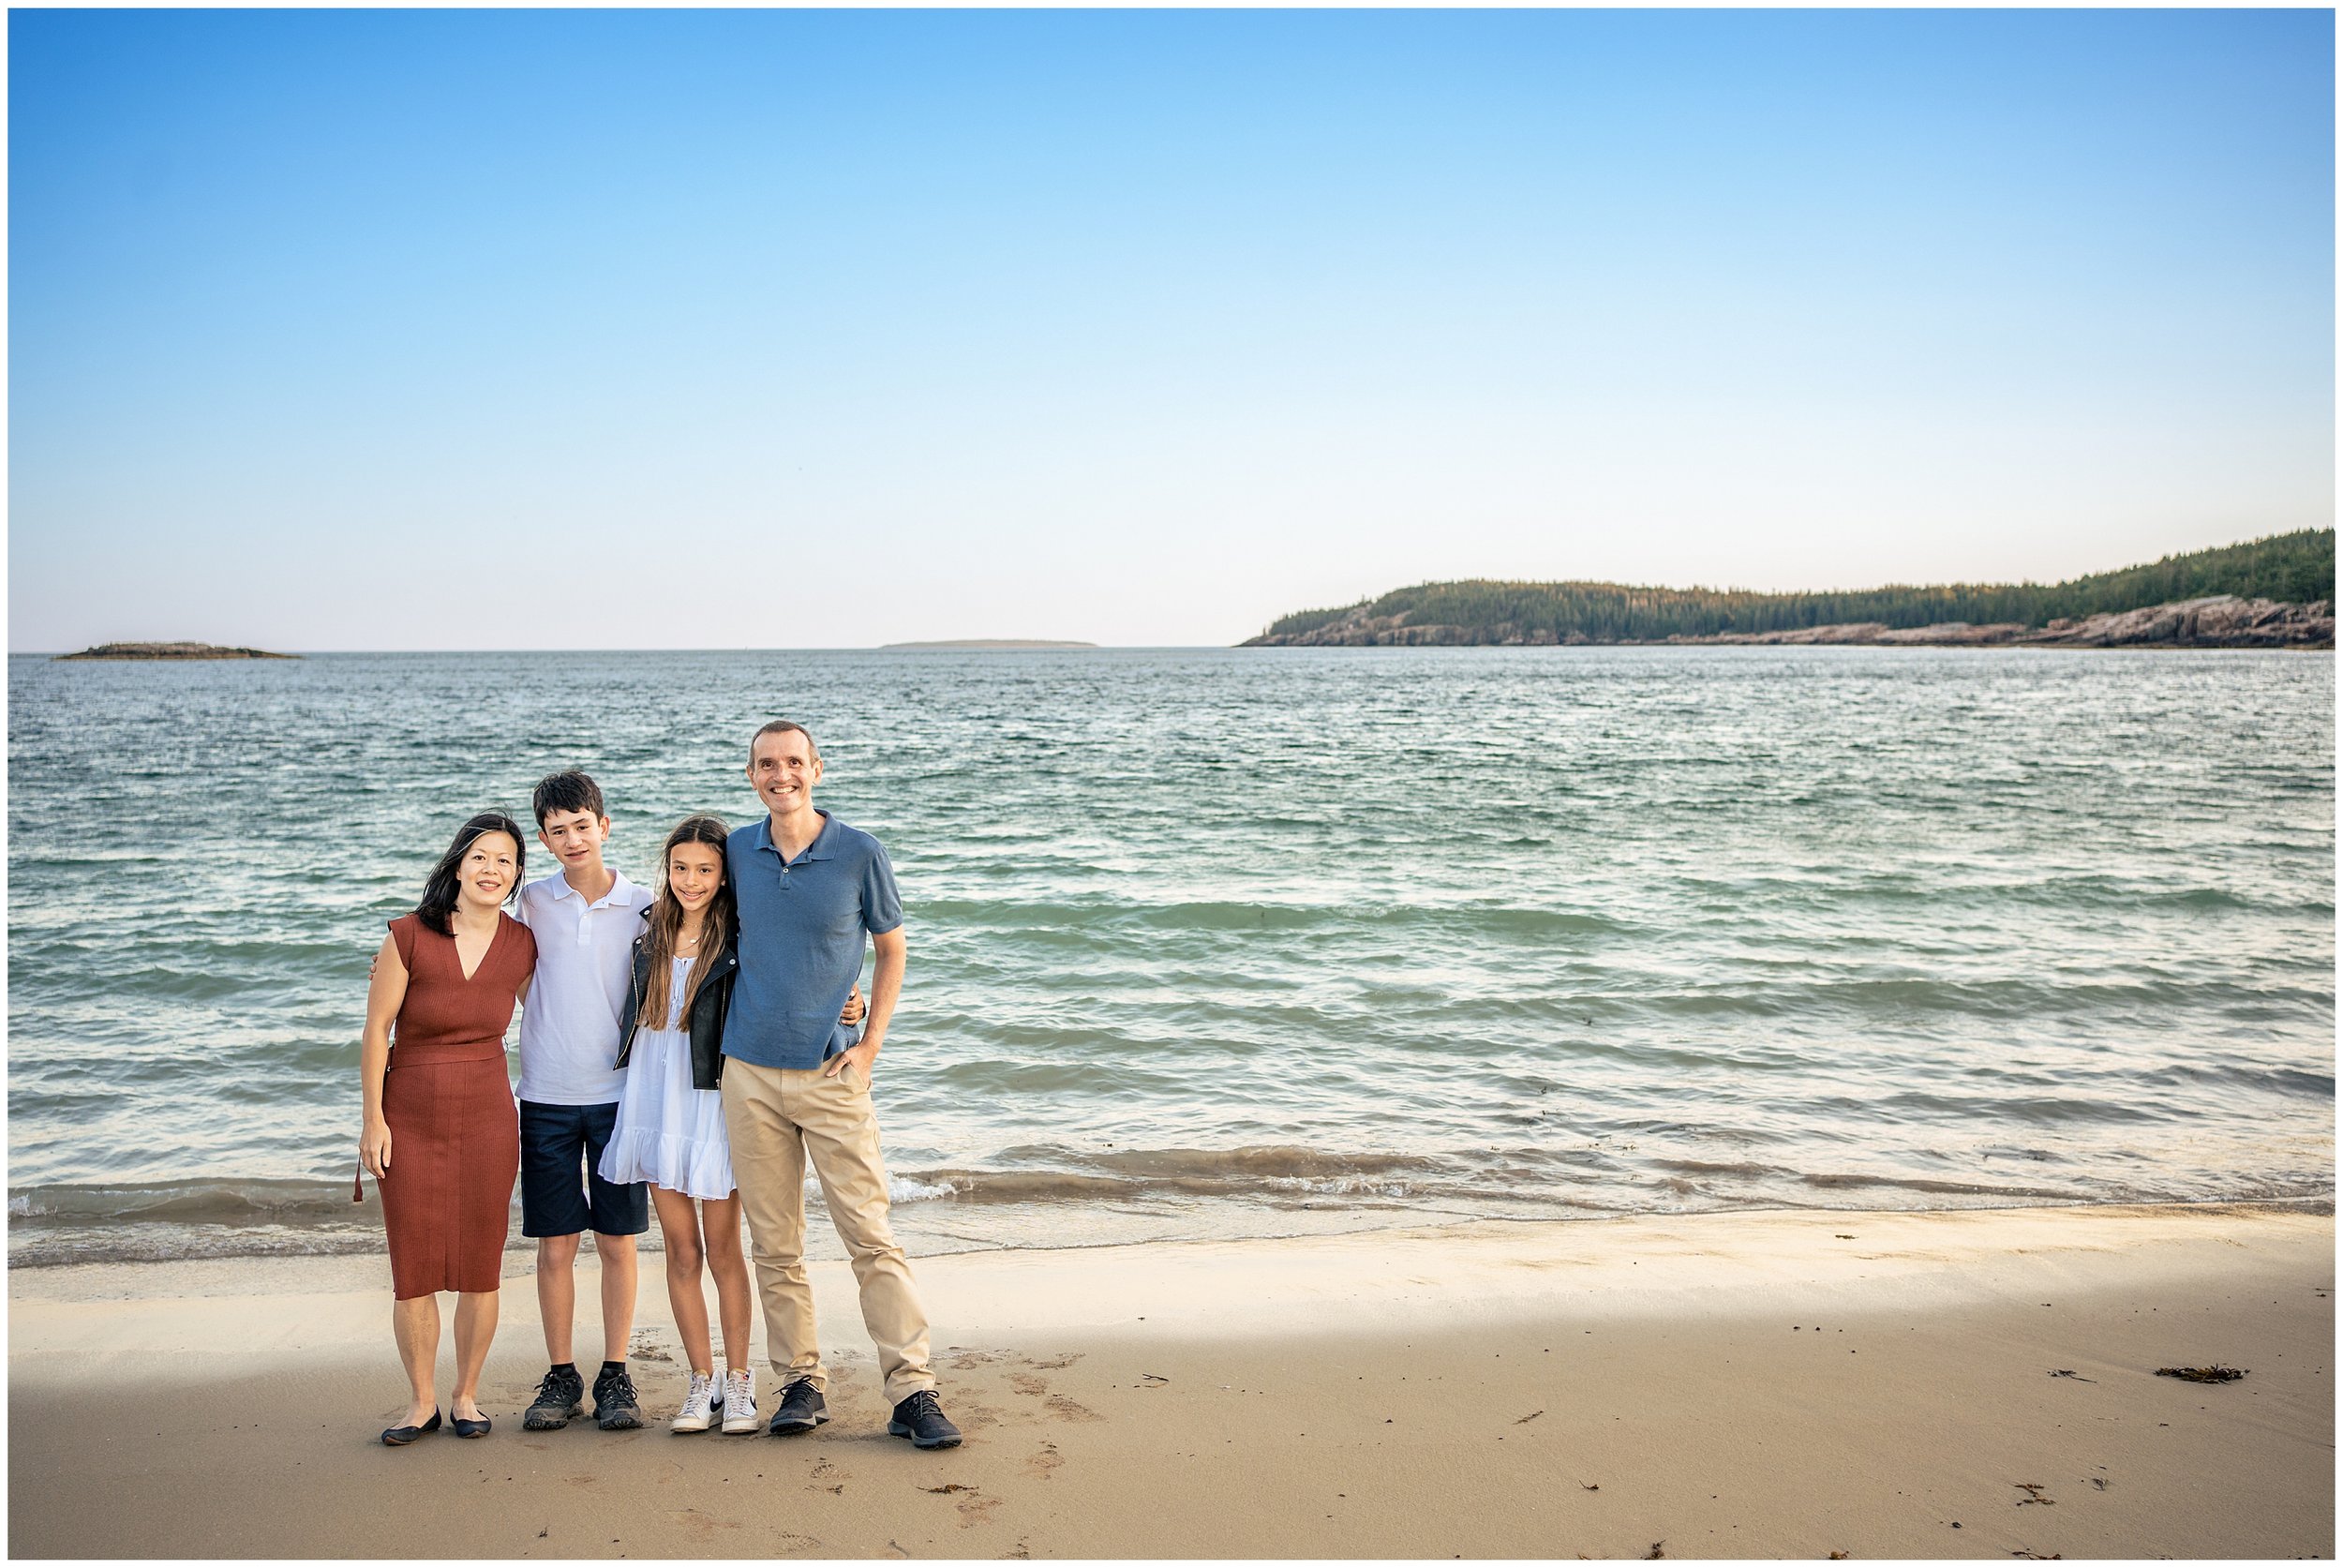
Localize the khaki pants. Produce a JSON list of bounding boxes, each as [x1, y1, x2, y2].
[[720, 1058, 934, 1406]]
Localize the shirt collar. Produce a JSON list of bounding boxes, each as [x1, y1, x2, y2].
[[550, 869, 638, 908], [754, 811, 840, 863]]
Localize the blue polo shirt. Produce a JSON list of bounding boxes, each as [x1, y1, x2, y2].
[[721, 811, 903, 1071]]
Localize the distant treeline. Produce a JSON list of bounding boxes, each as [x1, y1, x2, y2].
[[1261, 530, 2335, 643]]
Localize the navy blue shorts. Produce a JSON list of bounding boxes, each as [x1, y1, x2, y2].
[[518, 1100, 649, 1239]]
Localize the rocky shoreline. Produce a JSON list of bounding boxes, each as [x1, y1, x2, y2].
[[1242, 595, 2335, 650], [53, 642, 299, 661]]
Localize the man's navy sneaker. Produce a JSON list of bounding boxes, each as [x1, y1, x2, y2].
[[888, 1390, 962, 1450], [768, 1378, 828, 1435]]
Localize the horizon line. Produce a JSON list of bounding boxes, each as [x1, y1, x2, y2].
[[11, 644, 1228, 657]]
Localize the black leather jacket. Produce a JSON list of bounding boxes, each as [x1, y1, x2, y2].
[[613, 915, 738, 1092]]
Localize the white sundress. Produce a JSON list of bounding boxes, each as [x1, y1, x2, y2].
[[597, 955, 737, 1201]]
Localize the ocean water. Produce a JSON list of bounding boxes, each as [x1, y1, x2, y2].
[[7, 647, 2334, 1266]]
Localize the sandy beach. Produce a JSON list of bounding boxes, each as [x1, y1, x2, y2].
[[8, 1201, 2331, 1560]]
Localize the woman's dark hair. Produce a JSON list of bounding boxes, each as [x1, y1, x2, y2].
[[415, 813, 528, 935], [636, 814, 735, 1029]]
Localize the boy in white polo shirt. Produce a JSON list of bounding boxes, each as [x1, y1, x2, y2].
[[515, 770, 656, 1431]]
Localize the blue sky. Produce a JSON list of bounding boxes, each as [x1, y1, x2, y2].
[[9, 8, 2334, 650]]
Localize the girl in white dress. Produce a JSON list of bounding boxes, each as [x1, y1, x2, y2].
[[599, 815, 862, 1434]]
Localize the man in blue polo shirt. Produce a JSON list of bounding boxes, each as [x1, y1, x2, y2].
[[719, 719, 960, 1450]]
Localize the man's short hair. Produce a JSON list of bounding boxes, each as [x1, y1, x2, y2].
[[749, 720, 820, 764], [531, 769, 606, 826]]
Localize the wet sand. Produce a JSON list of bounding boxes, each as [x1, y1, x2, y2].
[[8, 1201, 2332, 1559]]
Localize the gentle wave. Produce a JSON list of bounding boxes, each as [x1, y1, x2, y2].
[[13, 1141, 2337, 1269], [914, 897, 1633, 938]]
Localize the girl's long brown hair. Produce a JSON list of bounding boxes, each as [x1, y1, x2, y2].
[[636, 814, 735, 1030]]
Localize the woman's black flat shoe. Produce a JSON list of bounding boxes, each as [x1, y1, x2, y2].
[[452, 1412, 491, 1439], [381, 1409, 442, 1445]]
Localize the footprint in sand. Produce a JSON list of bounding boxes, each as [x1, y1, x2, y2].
[[1008, 1374, 1050, 1397], [664, 1509, 742, 1544], [917, 1482, 997, 1529], [946, 1351, 1011, 1370], [1023, 1442, 1064, 1481], [1024, 1354, 1082, 1370], [1044, 1395, 1102, 1424]]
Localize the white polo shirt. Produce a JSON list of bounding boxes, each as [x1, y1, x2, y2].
[[514, 869, 653, 1106]]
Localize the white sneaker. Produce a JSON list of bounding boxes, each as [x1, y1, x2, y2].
[[719, 1366, 758, 1434], [672, 1370, 718, 1433]]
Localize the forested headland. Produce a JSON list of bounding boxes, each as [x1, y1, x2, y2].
[[1244, 530, 2335, 648]]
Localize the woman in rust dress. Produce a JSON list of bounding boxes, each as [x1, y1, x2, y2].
[[359, 813, 537, 1444]]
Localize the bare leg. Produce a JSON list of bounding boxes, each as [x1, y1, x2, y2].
[[596, 1232, 638, 1364], [536, 1233, 580, 1365], [450, 1290, 500, 1420], [702, 1194, 754, 1372], [650, 1187, 711, 1377], [391, 1294, 441, 1427]]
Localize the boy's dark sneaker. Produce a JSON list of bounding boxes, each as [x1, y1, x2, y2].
[[523, 1366, 585, 1430], [767, 1378, 828, 1435], [888, 1390, 962, 1450], [592, 1365, 643, 1430]]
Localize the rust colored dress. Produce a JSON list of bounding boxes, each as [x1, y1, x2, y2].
[[380, 912, 535, 1299]]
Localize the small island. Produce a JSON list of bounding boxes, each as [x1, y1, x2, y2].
[[53, 642, 300, 662], [879, 639, 1097, 650]]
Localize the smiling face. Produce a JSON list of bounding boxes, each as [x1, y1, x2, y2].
[[538, 805, 610, 872], [665, 841, 724, 915], [747, 727, 823, 817], [457, 830, 521, 911]]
